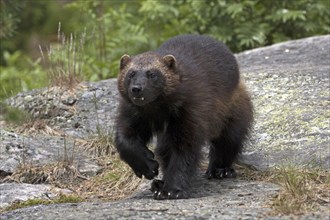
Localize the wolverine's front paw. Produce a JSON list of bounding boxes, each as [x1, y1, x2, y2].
[[122, 148, 159, 180], [206, 167, 237, 179], [132, 158, 159, 180], [150, 180, 189, 200]]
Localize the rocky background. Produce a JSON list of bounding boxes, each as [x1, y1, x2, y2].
[[0, 35, 329, 219]]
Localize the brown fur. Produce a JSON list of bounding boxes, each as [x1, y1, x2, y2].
[[115, 35, 254, 200], [207, 81, 252, 139]]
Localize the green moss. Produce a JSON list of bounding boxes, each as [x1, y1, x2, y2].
[[102, 171, 120, 181], [3, 194, 84, 212], [55, 194, 84, 203]]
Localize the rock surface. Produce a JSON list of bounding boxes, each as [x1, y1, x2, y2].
[[0, 183, 71, 209], [1, 35, 329, 219], [0, 130, 101, 176], [5, 79, 119, 138], [1, 177, 281, 220], [237, 35, 330, 170]]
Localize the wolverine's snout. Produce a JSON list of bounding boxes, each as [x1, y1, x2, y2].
[[131, 85, 143, 95]]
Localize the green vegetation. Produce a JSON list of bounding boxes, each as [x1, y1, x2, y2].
[[0, 101, 30, 123], [1, 0, 329, 98], [0, 51, 47, 98]]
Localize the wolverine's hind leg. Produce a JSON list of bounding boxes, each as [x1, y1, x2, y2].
[[206, 117, 250, 179]]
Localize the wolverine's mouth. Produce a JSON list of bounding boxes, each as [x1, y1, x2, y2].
[[131, 96, 147, 106], [132, 97, 145, 101]]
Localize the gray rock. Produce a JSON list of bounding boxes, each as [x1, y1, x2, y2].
[[5, 80, 119, 138], [237, 35, 330, 170], [61, 96, 77, 106], [0, 176, 328, 219], [0, 175, 281, 219], [236, 35, 330, 75], [67, 79, 119, 138]]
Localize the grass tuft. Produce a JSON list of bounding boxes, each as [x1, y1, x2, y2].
[[80, 133, 116, 158], [39, 22, 85, 90], [75, 156, 143, 201], [270, 166, 330, 215], [239, 164, 330, 215], [15, 119, 62, 136], [3, 161, 82, 187]]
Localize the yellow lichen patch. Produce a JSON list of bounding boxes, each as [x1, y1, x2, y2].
[[246, 72, 329, 155]]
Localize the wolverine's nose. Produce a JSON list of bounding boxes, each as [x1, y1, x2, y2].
[[131, 85, 142, 95]]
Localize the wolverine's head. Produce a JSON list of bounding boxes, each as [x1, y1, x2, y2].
[[118, 52, 179, 106]]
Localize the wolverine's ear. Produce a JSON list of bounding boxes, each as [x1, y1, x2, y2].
[[120, 54, 131, 70], [163, 54, 176, 69]]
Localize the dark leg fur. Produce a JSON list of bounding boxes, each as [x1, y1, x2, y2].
[[151, 119, 202, 200], [152, 146, 200, 200], [206, 117, 250, 179], [116, 133, 159, 180], [115, 105, 159, 180]]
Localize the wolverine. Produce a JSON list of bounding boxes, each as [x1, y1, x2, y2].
[[115, 34, 254, 200]]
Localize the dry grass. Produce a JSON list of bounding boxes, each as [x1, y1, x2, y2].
[[15, 119, 63, 136], [39, 22, 85, 90], [75, 156, 143, 201], [238, 164, 330, 215], [3, 147, 329, 215], [79, 134, 116, 158], [3, 133, 82, 187], [3, 161, 83, 187], [270, 166, 330, 215], [3, 131, 142, 203], [3, 155, 142, 202], [75, 133, 142, 201]]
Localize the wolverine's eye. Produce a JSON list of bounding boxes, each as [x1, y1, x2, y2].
[[147, 71, 157, 79], [127, 71, 136, 79]]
